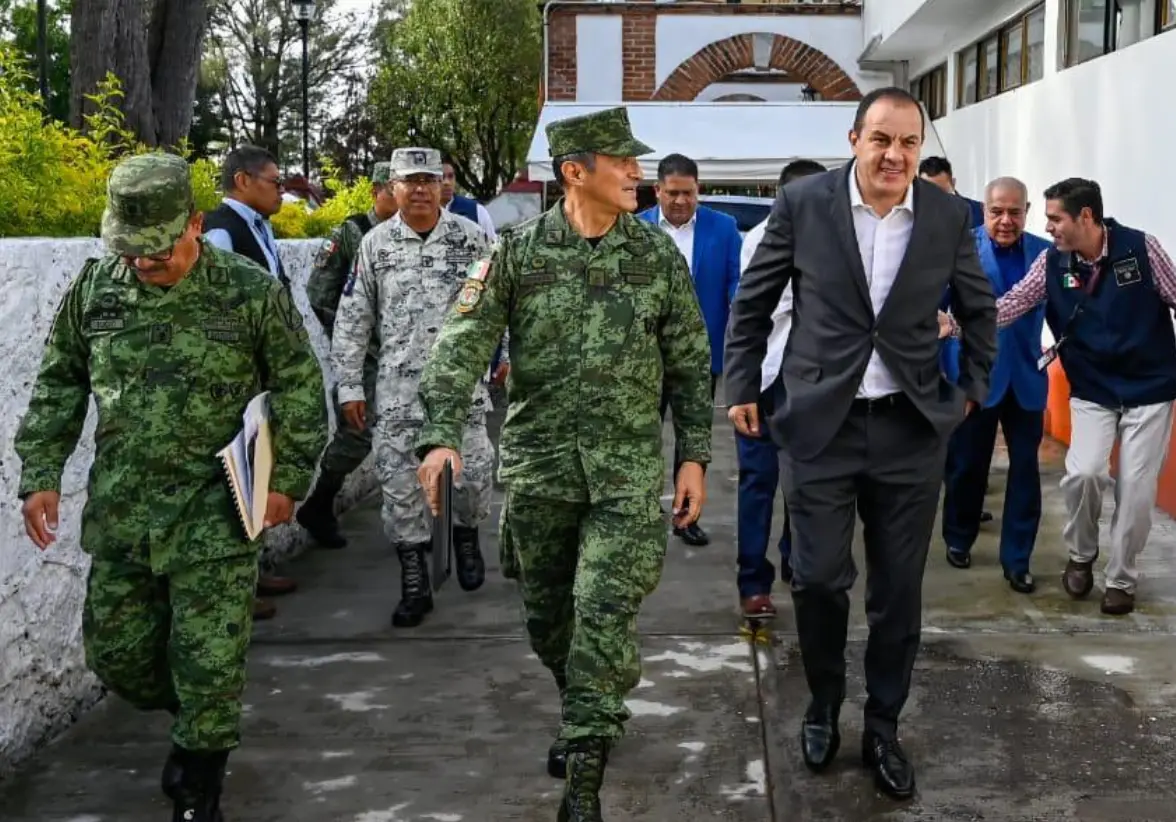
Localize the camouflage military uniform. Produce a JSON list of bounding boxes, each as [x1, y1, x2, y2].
[[332, 148, 495, 625], [415, 109, 713, 817], [13, 153, 327, 819], [300, 161, 393, 547]]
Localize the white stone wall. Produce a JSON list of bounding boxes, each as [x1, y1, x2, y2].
[[0, 238, 377, 774]]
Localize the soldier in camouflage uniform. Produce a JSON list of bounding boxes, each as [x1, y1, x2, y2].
[[300, 160, 399, 548], [414, 108, 714, 822], [14, 153, 328, 822], [332, 147, 496, 628]]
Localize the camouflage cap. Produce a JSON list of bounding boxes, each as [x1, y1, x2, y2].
[[545, 106, 654, 158], [390, 147, 443, 179], [371, 161, 392, 185], [100, 152, 194, 257]]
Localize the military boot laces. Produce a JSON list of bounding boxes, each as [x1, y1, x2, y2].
[[453, 526, 486, 592], [558, 738, 608, 822], [391, 542, 434, 628]]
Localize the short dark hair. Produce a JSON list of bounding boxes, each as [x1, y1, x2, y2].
[[1043, 178, 1104, 223], [852, 86, 925, 139], [657, 153, 698, 182], [779, 159, 827, 187], [918, 156, 953, 178], [221, 145, 278, 192], [552, 152, 596, 188]]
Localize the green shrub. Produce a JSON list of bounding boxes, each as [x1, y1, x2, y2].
[[0, 46, 370, 240]]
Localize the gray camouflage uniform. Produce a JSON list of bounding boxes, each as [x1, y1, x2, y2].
[[331, 187, 494, 546]]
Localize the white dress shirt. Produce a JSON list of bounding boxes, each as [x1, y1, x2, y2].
[[658, 209, 696, 273], [848, 163, 915, 399], [741, 218, 793, 393]]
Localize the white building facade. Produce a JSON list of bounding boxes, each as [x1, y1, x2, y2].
[[874, 0, 1176, 248]]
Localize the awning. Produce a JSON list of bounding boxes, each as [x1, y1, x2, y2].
[[526, 101, 946, 185]]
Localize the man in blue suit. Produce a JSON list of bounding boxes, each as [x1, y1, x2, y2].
[[941, 176, 1050, 593], [641, 153, 742, 546]]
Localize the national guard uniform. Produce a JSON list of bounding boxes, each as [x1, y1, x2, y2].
[[301, 160, 395, 548], [331, 147, 495, 628], [414, 109, 713, 821], [13, 153, 328, 821]]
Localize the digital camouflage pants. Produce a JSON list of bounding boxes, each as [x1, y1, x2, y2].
[[375, 418, 494, 544], [82, 553, 258, 751], [318, 358, 378, 479], [502, 490, 667, 742]]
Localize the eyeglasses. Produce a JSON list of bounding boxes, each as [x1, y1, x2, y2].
[[397, 177, 441, 190], [122, 246, 175, 266], [250, 172, 283, 188]]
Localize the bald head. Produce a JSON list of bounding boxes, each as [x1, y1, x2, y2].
[[984, 176, 1030, 247]]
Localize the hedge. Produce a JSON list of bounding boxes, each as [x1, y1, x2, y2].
[[0, 47, 373, 240]]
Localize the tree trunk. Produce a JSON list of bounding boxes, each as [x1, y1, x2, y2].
[[148, 0, 208, 146], [71, 0, 208, 148], [70, 0, 156, 143]]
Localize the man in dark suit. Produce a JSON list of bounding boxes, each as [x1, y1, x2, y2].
[[639, 153, 742, 546], [724, 87, 997, 800]]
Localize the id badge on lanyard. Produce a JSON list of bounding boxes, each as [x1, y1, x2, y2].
[[1040, 260, 1104, 372]]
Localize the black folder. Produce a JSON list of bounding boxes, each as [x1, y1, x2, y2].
[[431, 459, 454, 591]]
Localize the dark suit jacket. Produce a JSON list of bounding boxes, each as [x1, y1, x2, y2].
[[723, 164, 997, 462]]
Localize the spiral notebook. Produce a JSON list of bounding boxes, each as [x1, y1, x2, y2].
[[217, 391, 274, 541]]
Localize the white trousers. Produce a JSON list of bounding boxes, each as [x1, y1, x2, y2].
[[1061, 397, 1174, 593]]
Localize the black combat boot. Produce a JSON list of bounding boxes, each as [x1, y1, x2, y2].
[[453, 526, 486, 592], [548, 673, 569, 779], [170, 748, 229, 822], [391, 542, 434, 628], [296, 472, 348, 549], [558, 737, 609, 822]]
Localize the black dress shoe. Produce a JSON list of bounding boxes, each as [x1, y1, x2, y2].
[[945, 547, 971, 569], [861, 731, 915, 800], [800, 705, 840, 772], [1004, 569, 1036, 594], [979, 510, 994, 523], [673, 522, 710, 546]]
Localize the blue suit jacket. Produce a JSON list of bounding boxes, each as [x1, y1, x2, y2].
[[941, 227, 1051, 410], [639, 205, 742, 374]]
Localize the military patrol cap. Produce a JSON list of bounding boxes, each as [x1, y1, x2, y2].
[[371, 161, 392, 185], [390, 147, 443, 179], [100, 152, 194, 257], [545, 106, 654, 158]]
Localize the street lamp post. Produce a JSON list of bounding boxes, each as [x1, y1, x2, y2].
[[290, 0, 317, 178], [36, 0, 49, 107]]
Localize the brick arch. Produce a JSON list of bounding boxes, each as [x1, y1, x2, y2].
[[653, 33, 861, 102]]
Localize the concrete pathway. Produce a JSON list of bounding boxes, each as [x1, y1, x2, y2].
[[6, 409, 1176, 821]]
